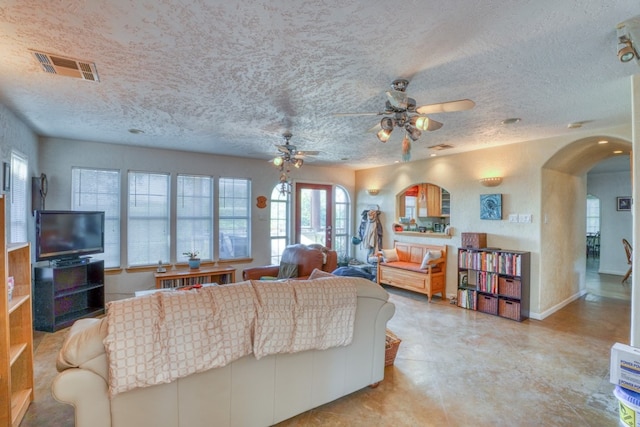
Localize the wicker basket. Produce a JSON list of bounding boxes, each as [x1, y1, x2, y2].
[[385, 329, 401, 366], [498, 298, 521, 321], [477, 294, 498, 315], [498, 277, 521, 299]]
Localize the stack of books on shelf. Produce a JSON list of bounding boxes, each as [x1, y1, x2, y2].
[[458, 250, 523, 276]]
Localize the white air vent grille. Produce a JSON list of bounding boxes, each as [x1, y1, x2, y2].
[[30, 50, 99, 82], [428, 144, 454, 151]]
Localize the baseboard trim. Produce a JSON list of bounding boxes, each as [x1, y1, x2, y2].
[[529, 289, 588, 320]]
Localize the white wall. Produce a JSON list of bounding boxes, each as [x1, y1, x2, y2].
[[0, 103, 40, 243], [38, 137, 355, 301], [587, 169, 633, 275]]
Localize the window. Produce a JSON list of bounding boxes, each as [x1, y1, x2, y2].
[[269, 185, 290, 264], [9, 152, 27, 243], [128, 171, 170, 266], [176, 174, 213, 261], [333, 185, 351, 256], [586, 195, 600, 234], [218, 177, 250, 259], [72, 167, 121, 268]]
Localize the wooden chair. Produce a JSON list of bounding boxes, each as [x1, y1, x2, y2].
[[622, 238, 632, 284]]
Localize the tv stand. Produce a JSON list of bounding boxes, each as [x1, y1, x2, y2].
[[50, 256, 91, 267], [33, 259, 104, 332]]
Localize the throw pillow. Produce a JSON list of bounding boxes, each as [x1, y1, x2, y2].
[[381, 248, 399, 263], [308, 268, 335, 280], [420, 250, 442, 269], [277, 262, 298, 279]]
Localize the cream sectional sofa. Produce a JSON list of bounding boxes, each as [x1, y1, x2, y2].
[[51, 277, 395, 427]]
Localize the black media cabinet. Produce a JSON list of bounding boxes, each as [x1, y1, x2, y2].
[[33, 259, 105, 332]]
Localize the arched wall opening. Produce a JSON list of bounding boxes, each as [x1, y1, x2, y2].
[[539, 136, 631, 317]]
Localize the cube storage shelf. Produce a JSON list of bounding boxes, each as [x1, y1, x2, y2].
[[457, 247, 530, 321], [33, 259, 105, 332]]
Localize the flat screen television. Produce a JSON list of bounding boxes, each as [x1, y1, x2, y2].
[[35, 210, 105, 262]]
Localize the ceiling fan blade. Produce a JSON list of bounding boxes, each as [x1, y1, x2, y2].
[[276, 144, 295, 153], [416, 99, 475, 115], [297, 150, 320, 156], [333, 112, 387, 117]]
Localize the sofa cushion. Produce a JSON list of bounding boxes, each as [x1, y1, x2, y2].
[[381, 248, 399, 262], [419, 250, 442, 269], [57, 317, 108, 372], [382, 261, 442, 274], [308, 268, 335, 280]]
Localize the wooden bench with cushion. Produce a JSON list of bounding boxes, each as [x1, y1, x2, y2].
[[377, 241, 447, 302]]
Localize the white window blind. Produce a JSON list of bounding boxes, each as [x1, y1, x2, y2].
[[9, 152, 27, 243], [269, 184, 290, 264], [128, 171, 170, 266], [218, 177, 250, 259], [334, 185, 351, 256], [176, 174, 213, 262], [72, 167, 121, 268]]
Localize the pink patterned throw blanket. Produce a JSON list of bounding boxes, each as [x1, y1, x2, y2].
[[103, 278, 357, 397]]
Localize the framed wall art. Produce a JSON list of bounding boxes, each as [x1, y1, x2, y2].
[[480, 194, 502, 220], [617, 196, 631, 211]]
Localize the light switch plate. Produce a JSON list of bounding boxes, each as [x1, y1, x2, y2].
[[519, 214, 532, 223]]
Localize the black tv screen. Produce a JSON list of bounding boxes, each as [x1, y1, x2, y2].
[[35, 210, 105, 262]]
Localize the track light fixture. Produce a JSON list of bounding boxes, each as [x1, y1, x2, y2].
[[617, 17, 640, 64], [618, 37, 636, 63]]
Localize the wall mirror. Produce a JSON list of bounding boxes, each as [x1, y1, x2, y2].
[[396, 183, 450, 232]]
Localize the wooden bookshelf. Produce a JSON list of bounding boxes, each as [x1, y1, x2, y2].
[[457, 247, 530, 321], [155, 265, 236, 289], [0, 197, 34, 427]]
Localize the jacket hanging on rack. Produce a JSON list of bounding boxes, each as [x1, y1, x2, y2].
[[358, 209, 383, 256]]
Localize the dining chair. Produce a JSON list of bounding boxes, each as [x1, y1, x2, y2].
[[622, 238, 632, 284]]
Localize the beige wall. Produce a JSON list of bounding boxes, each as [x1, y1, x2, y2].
[[356, 125, 632, 319]]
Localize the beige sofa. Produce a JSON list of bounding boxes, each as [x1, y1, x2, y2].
[[51, 277, 395, 427]]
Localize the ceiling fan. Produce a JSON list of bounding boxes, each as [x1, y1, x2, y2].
[[272, 131, 319, 168], [336, 79, 474, 159]]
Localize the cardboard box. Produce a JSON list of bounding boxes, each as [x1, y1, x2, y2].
[[610, 342, 640, 393]]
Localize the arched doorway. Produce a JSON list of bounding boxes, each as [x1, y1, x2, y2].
[[539, 136, 631, 316]]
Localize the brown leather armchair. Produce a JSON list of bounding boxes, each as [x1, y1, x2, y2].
[[242, 243, 338, 280]]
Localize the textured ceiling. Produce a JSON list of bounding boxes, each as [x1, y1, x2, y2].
[[0, 1, 637, 169]]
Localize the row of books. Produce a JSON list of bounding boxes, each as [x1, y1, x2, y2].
[[458, 250, 522, 276], [160, 276, 217, 289], [457, 289, 477, 310]]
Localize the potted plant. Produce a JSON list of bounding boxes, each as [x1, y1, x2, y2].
[[183, 250, 201, 269], [337, 253, 350, 267]]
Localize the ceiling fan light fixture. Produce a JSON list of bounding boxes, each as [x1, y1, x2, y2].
[[411, 116, 430, 131], [380, 117, 394, 130], [293, 158, 304, 168], [377, 128, 392, 142], [406, 126, 421, 141], [273, 156, 284, 167]]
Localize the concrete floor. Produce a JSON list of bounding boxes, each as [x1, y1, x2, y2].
[[23, 259, 630, 426]]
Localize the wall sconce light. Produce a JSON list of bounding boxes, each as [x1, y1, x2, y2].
[[479, 177, 503, 187], [367, 188, 380, 195]]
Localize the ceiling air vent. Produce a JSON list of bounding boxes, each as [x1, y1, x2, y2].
[[428, 144, 454, 151], [30, 50, 99, 82]]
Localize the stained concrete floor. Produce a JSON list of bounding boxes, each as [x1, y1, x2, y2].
[[22, 259, 630, 426]]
